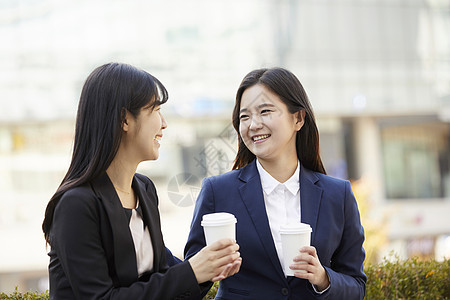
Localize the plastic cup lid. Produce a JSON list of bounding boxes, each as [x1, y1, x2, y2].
[[279, 223, 312, 234], [201, 212, 237, 226]]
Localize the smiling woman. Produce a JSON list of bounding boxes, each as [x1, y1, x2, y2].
[[41, 62, 241, 300], [185, 67, 366, 299], [238, 84, 304, 178]]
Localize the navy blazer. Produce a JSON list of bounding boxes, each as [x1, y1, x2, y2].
[[185, 160, 366, 300], [48, 172, 201, 300]]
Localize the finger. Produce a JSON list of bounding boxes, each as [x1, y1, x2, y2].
[[199, 244, 239, 268], [294, 263, 323, 278], [213, 245, 241, 264], [211, 274, 225, 282], [213, 251, 241, 269], [213, 263, 233, 281], [222, 263, 234, 276], [294, 271, 313, 280], [292, 253, 306, 262], [209, 243, 239, 260], [207, 238, 235, 251], [290, 262, 308, 272], [215, 258, 242, 281], [293, 253, 311, 263], [294, 255, 319, 265], [228, 258, 242, 275], [293, 253, 318, 265], [299, 246, 317, 257]]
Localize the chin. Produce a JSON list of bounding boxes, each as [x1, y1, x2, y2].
[[143, 153, 159, 161]]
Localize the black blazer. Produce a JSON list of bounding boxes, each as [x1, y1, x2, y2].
[[48, 172, 201, 300]]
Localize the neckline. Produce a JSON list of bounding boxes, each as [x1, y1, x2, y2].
[[123, 196, 139, 210]]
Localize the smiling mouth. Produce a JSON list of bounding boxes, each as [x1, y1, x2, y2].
[[252, 134, 270, 142], [154, 136, 162, 143]]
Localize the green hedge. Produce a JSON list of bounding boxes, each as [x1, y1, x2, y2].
[[0, 287, 49, 300], [365, 256, 449, 299], [205, 257, 450, 300], [1, 257, 448, 300]]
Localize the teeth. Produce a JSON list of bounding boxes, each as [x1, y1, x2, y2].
[[154, 136, 161, 142], [253, 134, 270, 142]]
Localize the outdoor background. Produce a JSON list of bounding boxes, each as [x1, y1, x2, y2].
[[0, 0, 449, 293]]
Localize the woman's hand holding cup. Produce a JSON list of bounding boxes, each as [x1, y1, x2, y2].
[[188, 238, 241, 283], [290, 246, 330, 292]]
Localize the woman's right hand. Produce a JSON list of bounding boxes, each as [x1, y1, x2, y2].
[[188, 238, 241, 284]]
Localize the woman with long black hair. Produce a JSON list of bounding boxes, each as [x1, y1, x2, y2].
[[43, 63, 241, 300], [185, 67, 366, 299]]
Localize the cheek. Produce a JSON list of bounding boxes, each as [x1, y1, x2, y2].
[[238, 125, 247, 144], [238, 123, 245, 136], [239, 125, 251, 143], [151, 116, 160, 129]]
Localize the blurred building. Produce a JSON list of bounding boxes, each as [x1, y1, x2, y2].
[[0, 0, 449, 293], [275, 0, 450, 261]]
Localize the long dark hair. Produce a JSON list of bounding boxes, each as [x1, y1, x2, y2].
[[232, 67, 326, 174], [43, 63, 168, 243]]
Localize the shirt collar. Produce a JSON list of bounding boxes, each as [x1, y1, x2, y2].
[[256, 159, 300, 195]]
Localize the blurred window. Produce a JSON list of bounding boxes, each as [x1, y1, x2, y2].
[[381, 122, 450, 199]]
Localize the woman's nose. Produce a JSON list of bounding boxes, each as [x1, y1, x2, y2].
[[160, 112, 168, 129], [249, 115, 263, 130]]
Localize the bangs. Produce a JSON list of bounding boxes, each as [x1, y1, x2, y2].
[[144, 74, 168, 110], [135, 72, 169, 112], [153, 76, 168, 106]]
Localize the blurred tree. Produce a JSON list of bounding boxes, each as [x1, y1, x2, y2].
[[351, 178, 389, 266]]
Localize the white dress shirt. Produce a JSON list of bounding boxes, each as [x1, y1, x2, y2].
[[128, 197, 154, 277], [256, 159, 330, 294], [256, 159, 301, 272]]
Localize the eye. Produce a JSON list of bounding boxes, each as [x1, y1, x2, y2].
[[142, 104, 154, 111], [261, 109, 272, 114], [149, 105, 162, 113], [239, 114, 249, 120]]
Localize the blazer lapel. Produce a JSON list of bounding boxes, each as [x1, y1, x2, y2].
[[238, 161, 286, 282], [299, 165, 323, 243], [132, 175, 164, 272], [91, 173, 138, 286]]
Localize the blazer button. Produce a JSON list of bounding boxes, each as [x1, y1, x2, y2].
[[281, 287, 289, 296]]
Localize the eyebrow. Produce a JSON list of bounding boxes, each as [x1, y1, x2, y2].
[[240, 103, 275, 114]]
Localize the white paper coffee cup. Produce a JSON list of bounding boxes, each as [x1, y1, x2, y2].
[[201, 212, 237, 246], [280, 223, 312, 276]]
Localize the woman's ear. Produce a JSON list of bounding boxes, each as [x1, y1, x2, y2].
[[121, 109, 130, 132], [295, 110, 306, 131]]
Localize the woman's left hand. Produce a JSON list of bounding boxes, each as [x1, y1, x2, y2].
[[290, 246, 330, 292], [211, 257, 242, 282]]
